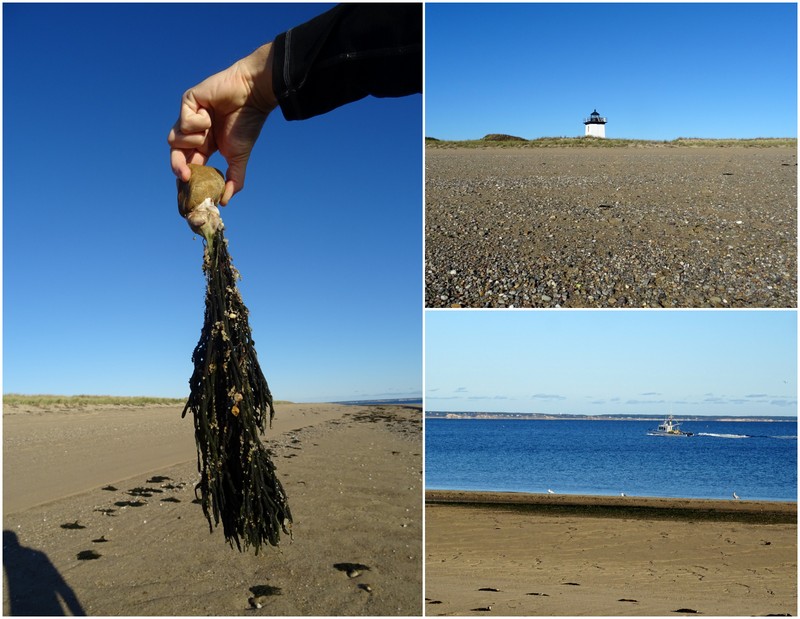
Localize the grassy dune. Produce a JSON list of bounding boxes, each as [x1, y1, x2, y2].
[[425, 136, 797, 148], [3, 394, 295, 409], [3, 394, 187, 408]]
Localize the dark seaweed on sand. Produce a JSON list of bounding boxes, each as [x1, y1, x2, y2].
[[183, 230, 292, 554]]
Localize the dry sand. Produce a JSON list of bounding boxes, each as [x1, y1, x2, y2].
[[3, 403, 422, 616], [426, 146, 797, 308], [426, 490, 797, 616]]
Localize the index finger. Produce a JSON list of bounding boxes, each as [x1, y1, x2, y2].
[[179, 91, 212, 135]]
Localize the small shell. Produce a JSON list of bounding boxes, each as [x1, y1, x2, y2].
[[347, 569, 361, 578], [231, 405, 240, 417], [248, 596, 267, 609]]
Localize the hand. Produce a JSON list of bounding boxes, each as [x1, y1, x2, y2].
[[168, 43, 278, 205]]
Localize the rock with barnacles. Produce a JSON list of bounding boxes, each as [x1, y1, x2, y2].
[[180, 165, 292, 554], [177, 163, 225, 240]]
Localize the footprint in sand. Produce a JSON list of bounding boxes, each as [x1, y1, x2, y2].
[[146, 475, 172, 483], [470, 605, 492, 612], [526, 593, 549, 597], [128, 487, 164, 498], [673, 609, 700, 614], [101, 485, 118, 491], [161, 481, 188, 490], [92, 536, 109, 543], [247, 584, 282, 608], [333, 562, 371, 579], [77, 550, 102, 560], [93, 508, 116, 517], [478, 587, 500, 592], [114, 500, 146, 508], [618, 598, 638, 603], [60, 521, 86, 530]]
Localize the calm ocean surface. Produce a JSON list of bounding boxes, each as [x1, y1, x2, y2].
[[425, 419, 797, 502]]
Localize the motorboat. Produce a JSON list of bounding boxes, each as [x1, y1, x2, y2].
[[647, 415, 693, 436]]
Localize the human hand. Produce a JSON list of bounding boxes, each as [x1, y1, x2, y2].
[[168, 43, 278, 205]]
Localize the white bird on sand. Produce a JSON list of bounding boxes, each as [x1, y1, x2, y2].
[[732, 492, 740, 500], [547, 489, 555, 494]]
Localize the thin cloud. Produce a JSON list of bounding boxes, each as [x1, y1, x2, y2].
[[531, 394, 566, 401]]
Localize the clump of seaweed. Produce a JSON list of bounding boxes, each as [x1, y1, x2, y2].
[[179, 165, 291, 554]]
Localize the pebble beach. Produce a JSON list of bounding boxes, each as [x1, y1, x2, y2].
[[425, 145, 797, 308]]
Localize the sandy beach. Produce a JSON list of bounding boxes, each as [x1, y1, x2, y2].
[[3, 402, 422, 616], [426, 490, 797, 616], [425, 145, 797, 308]]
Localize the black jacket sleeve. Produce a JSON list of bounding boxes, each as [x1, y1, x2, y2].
[[271, 3, 422, 121]]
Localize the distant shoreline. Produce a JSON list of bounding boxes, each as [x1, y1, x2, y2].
[[333, 398, 422, 407], [426, 412, 797, 422]]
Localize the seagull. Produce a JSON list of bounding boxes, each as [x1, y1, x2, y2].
[[732, 492, 740, 500], [620, 492, 626, 497], [547, 489, 555, 494]]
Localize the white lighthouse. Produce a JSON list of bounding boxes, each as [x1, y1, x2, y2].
[[584, 109, 607, 138]]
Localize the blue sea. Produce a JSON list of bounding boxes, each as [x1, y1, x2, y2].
[[425, 419, 797, 502]]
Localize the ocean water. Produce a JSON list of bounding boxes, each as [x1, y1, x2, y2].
[[425, 419, 797, 502]]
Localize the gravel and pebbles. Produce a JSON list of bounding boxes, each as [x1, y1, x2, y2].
[[425, 146, 797, 308]]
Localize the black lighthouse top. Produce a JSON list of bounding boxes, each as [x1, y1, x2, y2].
[[584, 109, 607, 125]]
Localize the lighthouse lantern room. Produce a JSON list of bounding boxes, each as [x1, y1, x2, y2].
[[584, 109, 607, 138]]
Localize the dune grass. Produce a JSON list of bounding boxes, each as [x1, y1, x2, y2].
[[3, 394, 295, 409], [3, 394, 186, 408], [425, 136, 797, 148]]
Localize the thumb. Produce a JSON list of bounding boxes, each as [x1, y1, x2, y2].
[[221, 158, 248, 205]]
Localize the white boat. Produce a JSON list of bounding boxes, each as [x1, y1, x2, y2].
[[647, 415, 693, 437]]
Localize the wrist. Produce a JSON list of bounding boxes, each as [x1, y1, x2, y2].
[[238, 42, 278, 114]]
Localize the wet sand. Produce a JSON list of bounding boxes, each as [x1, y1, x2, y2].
[[3, 403, 422, 615], [426, 490, 797, 616]]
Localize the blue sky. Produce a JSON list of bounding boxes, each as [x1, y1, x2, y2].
[[426, 3, 797, 140], [3, 3, 422, 402], [426, 310, 797, 417]]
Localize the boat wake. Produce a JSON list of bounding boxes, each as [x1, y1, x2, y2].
[[696, 432, 797, 440]]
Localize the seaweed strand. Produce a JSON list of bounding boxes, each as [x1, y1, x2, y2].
[[182, 230, 291, 553]]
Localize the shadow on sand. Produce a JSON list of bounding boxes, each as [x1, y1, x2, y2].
[[3, 530, 86, 616]]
